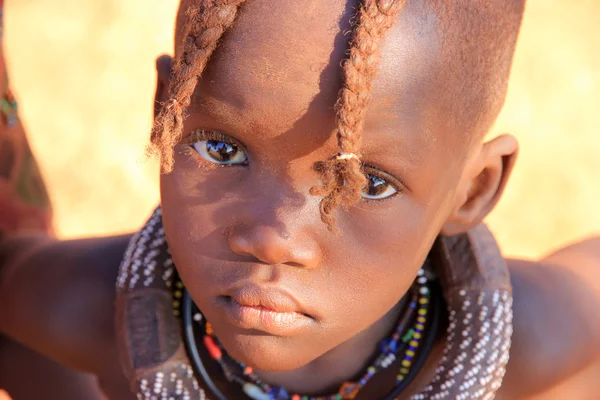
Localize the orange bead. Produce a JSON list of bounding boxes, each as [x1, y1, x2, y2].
[[292, 395, 301, 400], [203, 335, 222, 360], [244, 366, 253, 375]]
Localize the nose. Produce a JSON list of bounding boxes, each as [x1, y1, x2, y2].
[[228, 224, 321, 268]]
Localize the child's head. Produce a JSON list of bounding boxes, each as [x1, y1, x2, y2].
[[154, 0, 523, 372]]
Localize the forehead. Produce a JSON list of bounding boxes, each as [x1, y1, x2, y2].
[[188, 0, 452, 166]]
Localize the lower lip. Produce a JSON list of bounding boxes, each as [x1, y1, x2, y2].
[[220, 297, 312, 336]]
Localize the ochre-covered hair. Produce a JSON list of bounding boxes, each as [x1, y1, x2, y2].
[[149, 0, 408, 231]]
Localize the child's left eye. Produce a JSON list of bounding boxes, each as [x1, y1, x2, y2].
[[361, 174, 398, 200], [192, 139, 248, 165]]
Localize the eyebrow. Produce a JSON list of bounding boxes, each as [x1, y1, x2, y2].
[[191, 96, 246, 124]]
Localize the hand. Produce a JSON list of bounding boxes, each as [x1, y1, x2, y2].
[[0, 389, 12, 400]]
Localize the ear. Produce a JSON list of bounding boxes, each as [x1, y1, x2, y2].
[[153, 54, 173, 118], [441, 134, 518, 236]]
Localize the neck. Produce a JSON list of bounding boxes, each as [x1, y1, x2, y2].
[[254, 297, 407, 396]]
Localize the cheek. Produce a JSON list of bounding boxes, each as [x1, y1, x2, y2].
[[347, 199, 438, 270], [308, 203, 438, 332], [160, 163, 241, 293]]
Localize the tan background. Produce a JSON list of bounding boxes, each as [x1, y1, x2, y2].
[[3, 1, 600, 397], [5, 0, 600, 259]]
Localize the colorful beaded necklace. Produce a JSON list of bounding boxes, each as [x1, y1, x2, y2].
[[172, 267, 439, 400], [0, 1, 18, 128], [1, 80, 18, 127]]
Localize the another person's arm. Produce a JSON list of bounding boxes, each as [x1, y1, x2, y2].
[[0, 234, 130, 372], [500, 237, 600, 398]]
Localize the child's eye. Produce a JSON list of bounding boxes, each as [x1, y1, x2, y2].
[[361, 174, 398, 200], [192, 138, 248, 165]]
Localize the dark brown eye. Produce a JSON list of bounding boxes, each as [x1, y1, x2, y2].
[[361, 174, 398, 200], [192, 139, 247, 165]]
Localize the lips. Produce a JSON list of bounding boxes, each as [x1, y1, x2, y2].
[[218, 285, 314, 335]]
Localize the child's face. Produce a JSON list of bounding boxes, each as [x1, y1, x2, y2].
[[160, 1, 490, 371]]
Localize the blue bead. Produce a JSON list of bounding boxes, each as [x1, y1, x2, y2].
[[380, 339, 391, 352], [273, 387, 289, 400], [360, 379, 367, 385]]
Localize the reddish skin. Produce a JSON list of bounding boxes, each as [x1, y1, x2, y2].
[[0, 19, 104, 400], [1, 1, 600, 399]]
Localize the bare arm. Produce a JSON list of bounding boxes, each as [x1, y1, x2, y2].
[[0, 233, 131, 376], [500, 237, 600, 398]]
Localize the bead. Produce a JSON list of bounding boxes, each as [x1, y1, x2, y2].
[[242, 383, 271, 400], [244, 366, 253, 375], [402, 329, 415, 342], [205, 323, 214, 335], [339, 382, 360, 399], [291, 396, 301, 400], [203, 336, 222, 360], [272, 387, 289, 400]]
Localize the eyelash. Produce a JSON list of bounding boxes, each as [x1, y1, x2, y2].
[[182, 129, 406, 200], [183, 129, 249, 167], [362, 163, 406, 201]]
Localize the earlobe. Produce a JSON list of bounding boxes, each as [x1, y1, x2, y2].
[[441, 134, 518, 236], [153, 54, 173, 118]]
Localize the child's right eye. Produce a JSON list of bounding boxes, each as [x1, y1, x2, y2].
[[190, 131, 248, 166]]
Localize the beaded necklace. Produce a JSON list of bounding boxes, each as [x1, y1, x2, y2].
[[116, 209, 513, 400], [1, 81, 18, 127], [172, 267, 437, 400], [0, 1, 18, 128]]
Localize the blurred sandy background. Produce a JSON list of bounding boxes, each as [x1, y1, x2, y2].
[[3, 1, 600, 397], [4, 1, 600, 257]]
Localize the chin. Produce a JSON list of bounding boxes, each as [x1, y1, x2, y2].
[[220, 332, 319, 372]]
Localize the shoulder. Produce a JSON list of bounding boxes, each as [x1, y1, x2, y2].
[[497, 237, 600, 398]]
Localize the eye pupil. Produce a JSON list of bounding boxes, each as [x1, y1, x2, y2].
[[366, 175, 389, 196], [206, 140, 238, 162]]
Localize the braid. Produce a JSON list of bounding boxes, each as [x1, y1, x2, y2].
[[151, 0, 405, 231], [149, 0, 247, 172], [310, 0, 407, 232]]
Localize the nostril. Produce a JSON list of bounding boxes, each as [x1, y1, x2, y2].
[[284, 262, 305, 268]]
